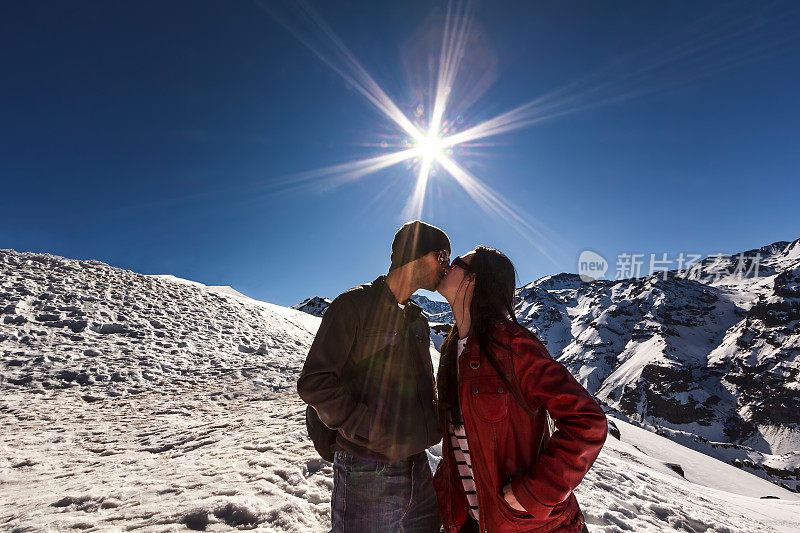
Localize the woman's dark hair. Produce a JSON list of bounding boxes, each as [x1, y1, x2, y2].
[[436, 245, 527, 427]]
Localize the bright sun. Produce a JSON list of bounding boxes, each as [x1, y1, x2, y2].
[[273, 0, 553, 256], [415, 132, 445, 161]]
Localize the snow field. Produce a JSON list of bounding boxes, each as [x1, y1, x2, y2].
[[1, 388, 333, 532], [3, 388, 798, 532]]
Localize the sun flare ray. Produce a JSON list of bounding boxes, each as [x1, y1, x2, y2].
[[258, 0, 424, 141], [436, 155, 559, 263], [270, 148, 419, 193]]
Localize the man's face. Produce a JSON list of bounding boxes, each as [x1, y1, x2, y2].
[[415, 249, 450, 291]]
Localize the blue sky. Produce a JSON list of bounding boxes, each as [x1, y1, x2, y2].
[[1, 1, 798, 306]]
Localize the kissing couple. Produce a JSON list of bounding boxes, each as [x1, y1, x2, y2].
[[298, 220, 607, 532]]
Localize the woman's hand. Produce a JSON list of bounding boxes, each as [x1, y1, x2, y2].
[[501, 482, 527, 512]]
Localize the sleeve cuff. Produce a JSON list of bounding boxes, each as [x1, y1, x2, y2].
[[511, 476, 555, 520]]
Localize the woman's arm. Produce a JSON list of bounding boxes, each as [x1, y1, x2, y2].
[[507, 331, 608, 519]]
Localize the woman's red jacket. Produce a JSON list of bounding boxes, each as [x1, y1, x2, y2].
[[433, 320, 607, 532]]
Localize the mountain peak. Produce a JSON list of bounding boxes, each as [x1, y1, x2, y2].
[[525, 272, 584, 291], [291, 297, 331, 317]]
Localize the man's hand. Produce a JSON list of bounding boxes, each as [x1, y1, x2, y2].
[[501, 482, 527, 512]]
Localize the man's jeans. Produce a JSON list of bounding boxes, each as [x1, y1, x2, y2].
[[330, 450, 441, 533]]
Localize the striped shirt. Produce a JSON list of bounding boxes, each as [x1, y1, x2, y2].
[[448, 337, 479, 520]]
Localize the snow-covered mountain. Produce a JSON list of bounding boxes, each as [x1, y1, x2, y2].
[[291, 293, 451, 321], [515, 238, 800, 491], [410, 294, 454, 322], [2, 248, 800, 531], [291, 296, 331, 317]]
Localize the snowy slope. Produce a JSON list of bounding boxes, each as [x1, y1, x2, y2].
[[572, 416, 800, 532], [0, 250, 320, 397]]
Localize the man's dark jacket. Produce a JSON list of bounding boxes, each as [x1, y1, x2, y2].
[[297, 276, 440, 462]]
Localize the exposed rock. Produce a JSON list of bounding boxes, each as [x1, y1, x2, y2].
[[608, 419, 621, 440], [291, 296, 331, 317], [665, 463, 685, 477]]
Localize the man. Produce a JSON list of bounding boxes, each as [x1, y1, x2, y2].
[[297, 220, 450, 533]]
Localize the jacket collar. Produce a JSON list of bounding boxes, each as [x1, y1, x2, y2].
[[373, 275, 423, 321], [449, 325, 478, 355], [453, 319, 515, 362]]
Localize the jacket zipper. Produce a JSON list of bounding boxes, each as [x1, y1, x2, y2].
[[405, 325, 431, 445]]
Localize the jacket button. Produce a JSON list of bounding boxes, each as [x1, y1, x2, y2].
[[497, 387, 504, 393], [469, 361, 480, 369], [472, 387, 479, 394]]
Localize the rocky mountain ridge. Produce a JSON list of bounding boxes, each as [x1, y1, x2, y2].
[[516, 238, 800, 491]]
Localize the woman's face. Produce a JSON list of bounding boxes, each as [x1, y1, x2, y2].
[[437, 250, 476, 303]]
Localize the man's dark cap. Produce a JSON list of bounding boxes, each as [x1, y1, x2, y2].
[[389, 220, 451, 271]]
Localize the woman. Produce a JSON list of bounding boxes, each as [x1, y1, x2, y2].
[[433, 246, 607, 533]]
